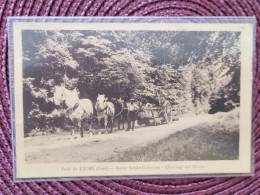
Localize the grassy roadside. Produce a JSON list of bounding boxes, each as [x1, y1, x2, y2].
[[103, 121, 239, 162]]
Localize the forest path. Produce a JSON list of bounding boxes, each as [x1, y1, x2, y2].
[[24, 113, 230, 163]]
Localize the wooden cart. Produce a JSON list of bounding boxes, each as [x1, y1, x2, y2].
[[137, 101, 172, 126]]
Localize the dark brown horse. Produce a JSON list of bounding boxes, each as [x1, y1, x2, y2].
[[112, 98, 128, 130], [126, 100, 141, 131]]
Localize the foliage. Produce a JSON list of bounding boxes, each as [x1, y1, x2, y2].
[[22, 30, 240, 134]]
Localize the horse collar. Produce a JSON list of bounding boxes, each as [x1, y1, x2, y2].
[[73, 102, 79, 110], [67, 101, 79, 111], [98, 102, 108, 112]]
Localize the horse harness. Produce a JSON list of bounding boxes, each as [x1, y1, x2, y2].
[[96, 102, 113, 118], [63, 100, 79, 112], [115, 107, 127, 117]]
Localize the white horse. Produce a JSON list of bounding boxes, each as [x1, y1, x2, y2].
[[53, 85, 93, 137], [95, 94, 115, 133]]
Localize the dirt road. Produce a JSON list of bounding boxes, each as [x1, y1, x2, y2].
[[25, 112, 236, 163]]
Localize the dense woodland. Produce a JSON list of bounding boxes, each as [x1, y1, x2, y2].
[[22, 30, 240, 135]]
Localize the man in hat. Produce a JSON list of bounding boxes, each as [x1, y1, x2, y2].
[[127, 98, 139, 131]]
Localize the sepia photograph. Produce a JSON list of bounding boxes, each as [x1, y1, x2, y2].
[[9, 19, 253, 179]]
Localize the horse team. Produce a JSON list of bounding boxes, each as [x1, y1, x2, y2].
[[53, 85, 141, 137]]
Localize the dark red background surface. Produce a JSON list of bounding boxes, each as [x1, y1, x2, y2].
[[0, 0, 259, 194]]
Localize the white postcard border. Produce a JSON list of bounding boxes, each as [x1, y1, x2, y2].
[[10, 20, 254, 180]]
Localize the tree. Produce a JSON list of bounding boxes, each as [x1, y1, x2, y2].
[[22, 30, 241, 135]]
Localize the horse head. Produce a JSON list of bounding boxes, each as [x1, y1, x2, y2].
[[97, 94, 106, 103], [53, 86, 65, 106], [117, 97, 125, 107], [96, 94, 108, 110], [54, 85, 80, 109]]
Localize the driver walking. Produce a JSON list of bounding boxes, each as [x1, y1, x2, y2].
[[127, 99, 139, 131]]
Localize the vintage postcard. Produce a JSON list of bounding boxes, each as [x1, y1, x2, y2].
[[8, 17, 254, 181]]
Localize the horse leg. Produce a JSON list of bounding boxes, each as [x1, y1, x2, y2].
[[67, 118, 75, 136], [104, 115, 108, 133], [97, 117, 101, 134], [122, 114, 126, 130], [64, 118, 70, 135], [111, 115, 114, 133], [121, 116, 124, 130], [127, 117, 130, 131], [88, 117, 92, 136], [78, 121, 83, 138], [118, 116, 120, 130], [132, 120, 135, 131]]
